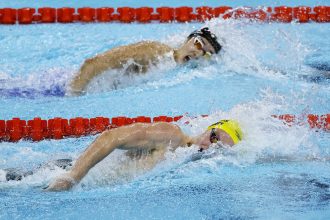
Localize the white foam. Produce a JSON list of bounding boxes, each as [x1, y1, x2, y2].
[[0, 170, 7, 182], [205, 18, 312, 79], [174, 88, 321, 167]]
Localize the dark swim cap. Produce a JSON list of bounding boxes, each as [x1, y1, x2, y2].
[[187, 27, 222, 54]]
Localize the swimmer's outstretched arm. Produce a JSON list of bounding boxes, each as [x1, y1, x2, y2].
[[45, 122, 191, 191]]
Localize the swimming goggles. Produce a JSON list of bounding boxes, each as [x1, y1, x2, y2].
[[193, 36, 213, 58], [198, 128, 220, 152], [209, 128, 219, 143]]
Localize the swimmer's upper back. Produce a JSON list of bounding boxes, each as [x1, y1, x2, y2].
[[113, 122, 188, 151]]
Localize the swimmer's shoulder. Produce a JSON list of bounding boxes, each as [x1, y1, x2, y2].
[[129, 41, 173, 55], [99, 41, 173, 60], [115, 122, 182, 134], [136, 41, 173, 49]]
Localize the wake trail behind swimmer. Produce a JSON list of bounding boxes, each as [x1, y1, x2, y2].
[[0, 85, 66, 98], [2, 159, 72, 181]]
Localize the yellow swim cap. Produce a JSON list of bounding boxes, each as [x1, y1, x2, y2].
[[207, 120, 243, 144]]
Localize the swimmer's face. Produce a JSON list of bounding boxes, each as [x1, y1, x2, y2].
[[175, 36, 216, 64], [195, 130, 214, 149], [196, 129, 234, 150]]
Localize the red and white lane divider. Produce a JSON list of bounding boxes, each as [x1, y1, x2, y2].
[[0, 114, 329, 142], [0, 6, 329, 24]]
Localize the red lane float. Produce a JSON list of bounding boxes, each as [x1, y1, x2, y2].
[[156, 7, 174, 22], [38, 7, 56, 23], [0, 114, 328, 143], [57, 7, 75, 23], [0, 120, 6, 140], [27, 118, 48, 141], [293, 6, 311, 23], [0, 6, 329, 24], [135, 7, 153, 23], [231, 7, 251, 19], [77, 7, 96, 22], [48, 117, 69, 139], [96, 7, 114, 22], [6, 118, 26, 142], [116, 7, 135, 23], [196, 6, 214, 21], [17, 8, 35, 24], [69, 117, 89, 136], [90, 117, 110, 133], [245, 8, 266, 21], [0, 8, 17, 24], [175, 6, 194, 22], [313, 6, 330, 22], [213, 6, 232, 19], [273, 6, 293, 22]]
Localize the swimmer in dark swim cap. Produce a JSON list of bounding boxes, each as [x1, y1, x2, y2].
[[175, 27, 222, 63], [69, 27, 222, 95], [46, 120, 241, 191]]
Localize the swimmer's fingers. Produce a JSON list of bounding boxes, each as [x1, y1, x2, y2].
[[44, 175, 75, 192]]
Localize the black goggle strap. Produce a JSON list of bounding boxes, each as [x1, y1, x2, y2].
[[209, 128, 219, 143]]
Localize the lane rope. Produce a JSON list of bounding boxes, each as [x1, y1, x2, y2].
[[0, 114, 329, 142], [0, 6, 329, 24]]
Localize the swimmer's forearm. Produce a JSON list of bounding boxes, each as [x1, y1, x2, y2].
[[46, 128, 129, 191], [68, 130, 121, 182], [69, 56, 121, 95]]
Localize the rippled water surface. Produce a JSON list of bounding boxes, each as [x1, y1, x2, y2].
[[0, 0, 330, 219]]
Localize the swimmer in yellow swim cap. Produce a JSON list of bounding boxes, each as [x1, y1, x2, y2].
[[69, 27, 222, 95], [45, 120, 241, 191]]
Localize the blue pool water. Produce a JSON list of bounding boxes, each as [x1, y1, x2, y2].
[[0, 0, 330, 219]]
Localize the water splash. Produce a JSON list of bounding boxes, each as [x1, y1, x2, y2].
[[0, 68, 74, 98]]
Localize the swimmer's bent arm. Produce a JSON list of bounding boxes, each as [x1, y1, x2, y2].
[[68, 54, 121, 96], [68, 41, 172, 96], [45, 123, 190, 191], [68, 51, 150, 95]]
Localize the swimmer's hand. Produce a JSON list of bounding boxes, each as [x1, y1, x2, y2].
[[65, 86, 85, 97], [44, 175, 75, 192]]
